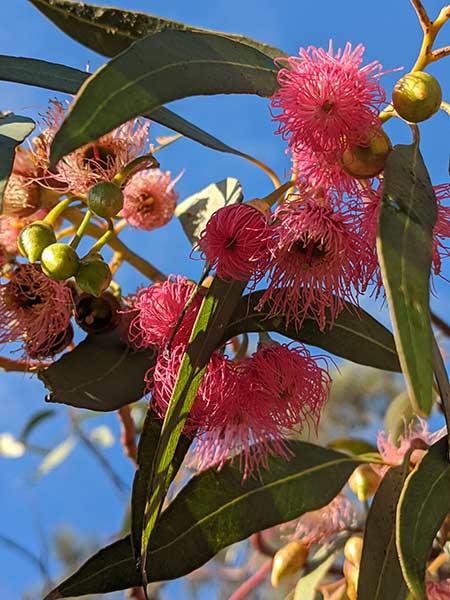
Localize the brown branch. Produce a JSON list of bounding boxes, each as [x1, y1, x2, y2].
[[251, 532, 276, 557], [430, 45, 450, 61], [431, 311, 450, 338], [410, 0, 431, 31], [0, 355, 46, 373], [117, 406, 138, 466], [228, 559, 273, 600]]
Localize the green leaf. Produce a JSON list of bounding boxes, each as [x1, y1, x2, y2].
[[377, 143, 437, 415], [140, 278, 247, 577], [293, 553, 336, 600], [0, 55, 245, 157], [397, 437, 450, 599], [49, 30, 278, 165], [358, 465, 409, 600], [329, 438, 378, 455], [0, 112, 35, 210], [384, 393, 415, 445], [38, 331, 155, 411], [175, 177, 243, 244], [34, 436, 76, 479], [130, 408, 191, 564], [45, 442, 362, 597], [224, 291, 401, 372], [28, 0, 285, 59], [20, 409, 56, 443]]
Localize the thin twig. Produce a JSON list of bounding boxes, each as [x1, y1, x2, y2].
[[0, 355, 46, 373], [431, 311, 450, 338], [228, 559, 273, 600], [410, 0, 431, 31], [117, 406, 138, 466], [430, 45, 450, 62], [251, 532, 276, 557]]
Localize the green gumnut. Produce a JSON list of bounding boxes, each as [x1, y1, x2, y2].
[[341, 129, 392, 179], [392, 71, 442, 123], [76, 253, 112, 297], [40, 243, 80, 280], [17, 221, 56, 263], [87, 181, 124, 218]]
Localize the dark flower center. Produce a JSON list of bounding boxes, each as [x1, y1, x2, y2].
[[82, 144, 116, 172], [293, 238, 327, 266]]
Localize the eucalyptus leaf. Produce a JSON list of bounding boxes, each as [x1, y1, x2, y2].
[[224, 291, 401, 372], [294, 553, 336, 600], [0, 56, 245, 157], [49, 30, 278, 165], [0, 112, 35, 210], [358, 465, 409, 600], [45, 442, 362, 597], [34, 437, 76, 479], [397, 437, 450, 599], [175, 177, 243, 244], [28, 0, 285, 59], [38, 331, 155, 411], [20, 409, 56, 443], [377, 144, 437, 415]]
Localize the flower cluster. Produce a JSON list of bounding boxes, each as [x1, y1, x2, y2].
[[127, 276, 331, 478]]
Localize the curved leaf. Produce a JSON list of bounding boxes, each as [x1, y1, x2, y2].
[[45, 442, 362, 597], [49, 30, 278, 165], [358, 465, 409, 600], [293, 553, 336, 600], [377, 144, 437, 415], [28, 0, 285, 59], [0, 112, 35, 210], [396, 437, 450, 599], [0, 55, 245, 157], [224, 291, 401, 372], [20, 409, 56, 443], [39, 331, 155, 411]]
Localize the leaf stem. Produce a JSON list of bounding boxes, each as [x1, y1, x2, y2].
[[69, 209, 92, 249]]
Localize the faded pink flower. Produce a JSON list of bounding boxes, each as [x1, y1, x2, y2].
[[283, 492, 357, 546], [197, 204, 272, 281], [433, 184, 450, 279], [272, 42, 385, 156], [32, 100, 149, 194], [427, 581, 450, 599], [128, 275, 202, 348], [2, 149, 45, 217], [0, 263, 73, 358], [259, 197, 369, 330], [377, 418, 446, 472], [122, 169, 180, 230]]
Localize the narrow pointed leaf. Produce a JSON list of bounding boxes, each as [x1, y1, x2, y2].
[[140, 279, 246, 575], [38, 331, 155, 411], [49, 30, 278, 165], [0, 112, 35, 210], [358, 465, 409, 600], [397, 437, 450, 599], [294, 553, 336, 600], [28, 0, 285, 59], [20, 409, 56, 443], [0, 55, 245, 157], [45, 442, 362, 597], [377, 144, 437, 414], [224, 291, 401, 372]]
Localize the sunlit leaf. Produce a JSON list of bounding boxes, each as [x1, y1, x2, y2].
[[34, 437, 76, 479]]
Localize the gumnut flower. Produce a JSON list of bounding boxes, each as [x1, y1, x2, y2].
[[127, 275, 203, 349], [122, 169, 180, 230], [427, 580, 450, 599], [32, 100, 149, 194], [192, 342, 331, 479], [2, 148, 47, 218], [282, 492, 358, 547], [272, 42, 385, 153], [258, 196, 371, 330], [197, 203, 273, 282], [376, 418, 446, 475], [0, 263, 73, 358]]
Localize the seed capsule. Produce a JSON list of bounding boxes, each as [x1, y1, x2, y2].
[[341, 129, 392, 179], [40, 243, 79, 281], [76, 253, 112, 297], [75, 291, 120, 334], [17, 221, 56, 263], [348, 464, 380, 502], [87, 181, 124, 218], [271, 540, 309, 587], [392, 71, 442, 123]]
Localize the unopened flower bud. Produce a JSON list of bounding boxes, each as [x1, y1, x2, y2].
[[349, 464, 380, 502], [271, 540, 309, 587], [341, 129, 392, 179], [17, 221, 56, 263], [87, 181, 124, 218], [75, 291, 120, 334], [392, 71, 442, 123], [76, 253, 112, 297], [344, 536, 363, 566], [343, 559, 359, 600], [41, 243, 80, 280]]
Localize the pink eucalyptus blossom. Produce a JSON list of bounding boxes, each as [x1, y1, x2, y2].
[[259, 197, 370, 330], [272, 42, 385, 156], [0, 263, 73, 358], [427, 581, 450, 599], [198, 203, 273, 281], [127, 275, 202, 348], [122, 169, 180, 230]]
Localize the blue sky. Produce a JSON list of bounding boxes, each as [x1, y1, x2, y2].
[[0, 0, 449, 598]]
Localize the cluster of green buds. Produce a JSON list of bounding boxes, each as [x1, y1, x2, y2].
[[17, 181, 124, 297]]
